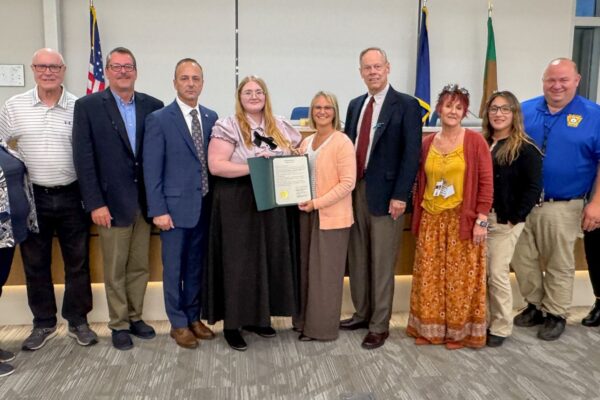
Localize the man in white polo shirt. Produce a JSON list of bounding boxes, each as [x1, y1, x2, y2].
[[0, 48, 97, 350]]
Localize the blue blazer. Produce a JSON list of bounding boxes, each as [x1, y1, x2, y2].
[[143, 100, 218, 228], [73, 88, 164, 227], [344, 86, 422, 216]]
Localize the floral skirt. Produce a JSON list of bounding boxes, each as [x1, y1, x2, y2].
[[406, 207, 487, 348]]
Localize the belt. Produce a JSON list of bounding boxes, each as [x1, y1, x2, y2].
[[33, 181, 78, 194]]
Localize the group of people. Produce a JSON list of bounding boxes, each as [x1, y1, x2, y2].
[[0, 45, 599, 377]]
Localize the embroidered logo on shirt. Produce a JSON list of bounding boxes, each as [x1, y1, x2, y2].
[[567, 114, 583, 127]]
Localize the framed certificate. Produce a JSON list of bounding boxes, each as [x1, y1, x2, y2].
[[248, 155, 312, 211]]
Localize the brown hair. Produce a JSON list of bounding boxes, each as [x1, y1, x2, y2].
[[106, 47, 137, 68], [481, 91, 540, 165]]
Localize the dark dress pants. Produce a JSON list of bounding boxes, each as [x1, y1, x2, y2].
[[160, 209, 208, 329], [20, 183, 92, 328], [584, 227, 600, 298], [0, 247, 16, 297]]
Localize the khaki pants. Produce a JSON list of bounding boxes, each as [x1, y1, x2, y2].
[[511, 200, 583, 317], [486, 213, 524, 337], [347, 180, 403, 333], [98, 213, 151, 331]]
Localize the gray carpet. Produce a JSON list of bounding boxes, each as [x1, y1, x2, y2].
[[0, 309, 599, 400]]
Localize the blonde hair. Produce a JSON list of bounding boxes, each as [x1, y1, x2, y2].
[[309, 91, 342, 131], [235, 75, 291, 151], [482, 91, 540, 165]]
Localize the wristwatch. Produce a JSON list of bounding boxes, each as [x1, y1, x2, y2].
[[475, 219, 489, 228]]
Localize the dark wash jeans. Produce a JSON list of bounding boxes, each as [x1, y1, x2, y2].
[[20, 182, 92, 328]]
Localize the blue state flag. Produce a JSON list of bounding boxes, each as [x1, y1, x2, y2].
[[414, 5, 431, 125]]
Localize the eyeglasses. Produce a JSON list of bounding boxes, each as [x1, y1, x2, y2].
[[313, 106, 334, 112], [488, 105, 513, 115], [32, 64, 64, 73], [108, 64, 136, 72], [241, 90, 265, 97], [361, 64, 386, 72]]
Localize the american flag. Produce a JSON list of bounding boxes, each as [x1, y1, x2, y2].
[[86, 5, 105, 95]]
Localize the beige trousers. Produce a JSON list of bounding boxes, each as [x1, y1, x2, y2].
[[347, 180, 404, 333], [511, 200, 584, 317], [486, 212, 524, 337], [98, 213, 151, 331]]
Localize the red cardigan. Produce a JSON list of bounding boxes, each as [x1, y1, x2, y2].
[[411, 129, 493, 240]]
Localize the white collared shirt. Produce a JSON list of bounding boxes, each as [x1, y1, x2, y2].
[[0, 85, 78, 186], [175, 96, 204, 136], [355, 83, 390, 167]]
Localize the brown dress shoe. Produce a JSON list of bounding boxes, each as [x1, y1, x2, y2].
[[189, 321, 216, 340], [361, 331, 389, 349], [170, 327, 198, 349]]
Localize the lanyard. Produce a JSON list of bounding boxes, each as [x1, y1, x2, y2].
[[540, 112, 560, 156]]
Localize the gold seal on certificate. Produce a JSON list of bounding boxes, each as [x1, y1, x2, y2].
[[248, 155, 312, 211]]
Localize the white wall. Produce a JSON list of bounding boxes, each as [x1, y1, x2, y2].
[[0, 0, 44, 101], [0, 0, 575, 118]]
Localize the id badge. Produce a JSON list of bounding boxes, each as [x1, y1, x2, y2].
[[441, 184, 455, 199], [433, 180, 444, 197]]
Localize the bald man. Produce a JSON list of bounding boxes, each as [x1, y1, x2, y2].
[[512, 58, 600, 340], [0, 48, 97, 351]]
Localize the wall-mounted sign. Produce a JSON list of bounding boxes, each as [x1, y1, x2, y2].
[[0, 65, 25, 87]]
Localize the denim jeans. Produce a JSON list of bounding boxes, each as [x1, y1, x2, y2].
[[20, 182, 92, 328]]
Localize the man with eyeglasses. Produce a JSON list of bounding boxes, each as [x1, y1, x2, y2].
[[340, 47, 422, 349], [72, 47, 163, 350], [0, 48, 97, 350], [143, 58, 217, 349], [512, 58, 600, 341]]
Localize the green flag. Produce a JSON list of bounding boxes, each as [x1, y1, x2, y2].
[[479, 15, 497, 118]]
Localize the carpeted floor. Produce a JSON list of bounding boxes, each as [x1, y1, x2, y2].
[[0, 309, 599, 400]]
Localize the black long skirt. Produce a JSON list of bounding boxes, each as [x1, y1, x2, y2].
[[203, 176, 299, 329]]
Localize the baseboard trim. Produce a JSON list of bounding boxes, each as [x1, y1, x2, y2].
[[0, 272, 594, 325]]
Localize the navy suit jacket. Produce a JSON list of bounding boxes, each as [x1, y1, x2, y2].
[[344, 85, 422, 216], [73, 88, 164, 227], [143, 100, 218, 228]]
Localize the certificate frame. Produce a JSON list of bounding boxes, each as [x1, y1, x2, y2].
[[248, 155, 312, 211]]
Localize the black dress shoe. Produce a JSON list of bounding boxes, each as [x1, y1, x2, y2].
[[514, 303, 544, 327], [486, 334, 506, 347], [224, 329, 247, 351], [361, 331, 389, 349], [130, 320, 156, 339], [112, 330, 134, 351], [582, 300, 600, 327], [537, 313, 566, 341], [339, 318, 369, 331], [243, 325, 276, 338]]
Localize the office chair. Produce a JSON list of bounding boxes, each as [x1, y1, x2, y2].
[[290, 106, 309, 120]]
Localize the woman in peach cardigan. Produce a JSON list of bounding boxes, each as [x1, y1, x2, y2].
[[292, 91, 356, 341]]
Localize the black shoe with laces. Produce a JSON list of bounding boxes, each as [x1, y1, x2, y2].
[[514, 303, 544, 327], [537, 313, 566, 341]]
